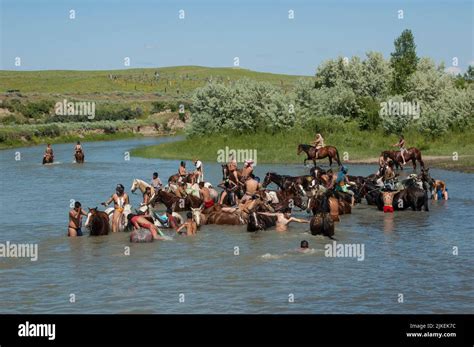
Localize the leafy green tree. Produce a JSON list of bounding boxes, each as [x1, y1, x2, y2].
[[390, 29, 419, 94]]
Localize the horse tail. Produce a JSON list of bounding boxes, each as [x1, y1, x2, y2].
[[335, 148, 341, 166]]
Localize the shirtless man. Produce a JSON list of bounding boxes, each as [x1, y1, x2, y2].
[[228, 154, 239, 183], [392, 135, 407, 165], [44, 143, 54, 161], [381, 185, 397, 213], [128, 213, 163, 240], [176, 212, 197, 236], [199, 182, 214, 210], [68, 201, 88, 237], [258, 208, 309, 232], [218, 179, 239, 205], [178, 161, 187, 183], [240, 176, 260, 203], [241, 160, 254, 180], [102, 184, 130, 233]]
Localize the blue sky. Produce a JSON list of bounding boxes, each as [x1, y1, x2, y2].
[[0, 0, 472, 75]]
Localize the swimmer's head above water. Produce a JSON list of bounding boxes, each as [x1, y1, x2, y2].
[[300, 240, 309, 249]]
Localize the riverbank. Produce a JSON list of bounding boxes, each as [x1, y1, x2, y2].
[[131, 127, 474, 173]]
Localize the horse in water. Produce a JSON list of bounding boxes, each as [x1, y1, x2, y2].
[[75, 151, 84, 163], [297, 144, 341, 167], [42, 153, 53, 165], [85, 208, 110, 236], [149, 189, 202, 212], [168, 173, 194, 184], [381, 148, 424, 170], [262, 172, 312, 194], [130, 178, 156, 196]]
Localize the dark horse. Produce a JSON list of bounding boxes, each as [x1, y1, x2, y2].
[[297, 144, 341, 167], [75, 150, 84, 163], [262, 172, 312, 193], [307, 192, 336, 239], [381, 148, 424, 170], [149, 189, 202, 212], [168, 173, 194, 184], [247, 208, 277, 232], [42, 153, 53, 165], [87, 208, 110, 236]]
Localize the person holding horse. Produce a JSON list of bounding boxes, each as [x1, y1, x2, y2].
[[311, 133, 325, 158], [102, 184, 130, 233], [193, 158, 204, 184], [68, 201, 88, 237], [199, 182, 214, 210], [257, 208, 309, 232], [151, 172, 162, 191], [392, 135, 407, 165], [381, 184, 397, 213]]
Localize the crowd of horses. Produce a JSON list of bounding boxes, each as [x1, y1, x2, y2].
[[83, 144, 444, 242]]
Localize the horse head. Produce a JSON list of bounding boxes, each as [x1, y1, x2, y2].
[[191, 207, 201, 227], [262, 172, 273, 188], [130, 179, 138, 193]]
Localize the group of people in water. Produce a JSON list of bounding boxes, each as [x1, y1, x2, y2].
[[64, 131, 447, 243]]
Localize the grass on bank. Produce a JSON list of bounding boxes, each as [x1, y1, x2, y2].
[[131, 124, 474, 172]]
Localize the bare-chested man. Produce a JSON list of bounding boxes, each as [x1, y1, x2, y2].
[[240, 176, 260, 203], [176, 211, 197, 236], [199, 182, 214, 210], [241, 159, 254, 180], [382, 185, 397, 213], [68, 201, 88, 237], [178, 161, 187, 183], [44, 143, 54, 161], [102, 184, 129, 233], [258, 208, 309, 232], [228, 154, 239, 183]]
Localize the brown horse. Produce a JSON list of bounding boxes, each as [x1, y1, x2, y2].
[[75, 150, 84, 163], [85, 208, 110, 236], [42, 153, 53, 165], [297, 144, 341, 167], [221, 164, 243, 185], [310, 213, 335, 239], [381, 148, 424, 170], [149, 189, 202, 211]]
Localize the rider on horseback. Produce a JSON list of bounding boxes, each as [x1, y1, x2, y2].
[[392, 135, 407, 165], [311, 133, 325, 159], [102, 184, 129, 233], [228, 154, 239, 183], [178, 161, 187, 183]]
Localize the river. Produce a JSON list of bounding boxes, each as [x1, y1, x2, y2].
[[0, 137, 473, 313]]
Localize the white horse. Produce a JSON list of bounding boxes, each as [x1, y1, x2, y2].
[[131, 178, 156, 196]]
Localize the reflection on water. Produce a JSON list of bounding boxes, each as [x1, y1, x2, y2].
[[0, 137, 473, 314]]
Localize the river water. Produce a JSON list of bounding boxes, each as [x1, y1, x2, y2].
[[0, 137, 473, 314]]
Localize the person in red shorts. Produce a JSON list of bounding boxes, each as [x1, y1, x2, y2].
[[382, 184, 396, 213], [127, 213, 164, 240]]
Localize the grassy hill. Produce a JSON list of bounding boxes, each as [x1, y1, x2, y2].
[[0, 66, 308, 97]]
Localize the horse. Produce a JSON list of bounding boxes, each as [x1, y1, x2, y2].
[[149, 189, 202, 212], [381, 148, 424, 170], [310, 213, 335, 239], [85, 208, 110, 236], [131, 178, 156, 196], [221, 164, 243, 184], [375, 187, 429, 211], [74, 150, 84, 163], [102, 204, 132, 232], [262, 172, 312, 194], [42, 153, 53, 165], [297, 144, 341, 167], [247, 208, 277, 232]]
